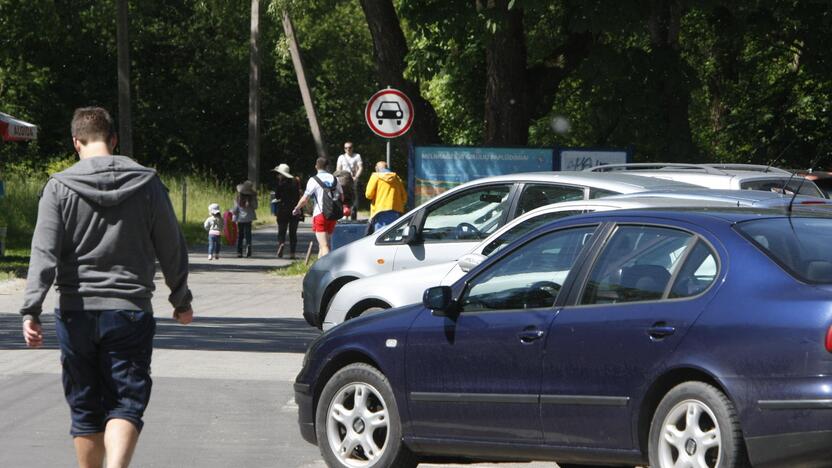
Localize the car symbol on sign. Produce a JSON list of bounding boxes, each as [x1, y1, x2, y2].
[[376, 101, 403, 126]]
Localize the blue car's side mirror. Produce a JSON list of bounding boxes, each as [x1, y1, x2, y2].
[[423, 286, 457, 316]]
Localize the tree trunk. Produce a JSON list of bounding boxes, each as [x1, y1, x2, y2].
[[116, 0, 133, 157], [248, 0, 261, 186], [359, 0, 440, 146], [484, 0, 529, 145], [649, 0, 697, 162]]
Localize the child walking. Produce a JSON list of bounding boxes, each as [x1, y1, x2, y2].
[[232, 180, 258, 257], [204, 203, 224, 260]]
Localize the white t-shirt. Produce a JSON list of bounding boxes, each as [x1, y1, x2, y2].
[[337, 153, 362, 178], [304, 171, 344, 217]]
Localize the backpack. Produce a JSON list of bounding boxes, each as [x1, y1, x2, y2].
[[313, 175, 344, 221]]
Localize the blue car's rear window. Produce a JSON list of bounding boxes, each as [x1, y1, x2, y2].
[[736, 217, 832, 283]]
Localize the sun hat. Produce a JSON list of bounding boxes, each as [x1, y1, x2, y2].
[[236, 180, 256, 195], [208, 203, 221, 215], [271, 163, 293, 179]]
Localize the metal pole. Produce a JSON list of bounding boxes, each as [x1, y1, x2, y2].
[[386, 140, 391, 169]]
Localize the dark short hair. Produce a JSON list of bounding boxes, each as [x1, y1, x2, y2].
[[315, 157, 329, 170], [71, 107, 114, 144]]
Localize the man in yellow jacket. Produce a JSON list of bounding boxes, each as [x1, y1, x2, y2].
[[365, 161, 407, 232]]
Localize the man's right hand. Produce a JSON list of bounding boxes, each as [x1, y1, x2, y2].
[[173, 305, 194, 325], [23, 319, 43, 348]]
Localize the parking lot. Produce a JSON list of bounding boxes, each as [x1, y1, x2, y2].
[[0, 224, 557, 468]]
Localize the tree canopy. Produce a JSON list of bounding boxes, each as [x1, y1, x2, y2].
[[1, 0, 830, 181]]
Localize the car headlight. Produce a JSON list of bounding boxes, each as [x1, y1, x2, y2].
[[396, 111, 402, 117], [377, 111, 383, 117]]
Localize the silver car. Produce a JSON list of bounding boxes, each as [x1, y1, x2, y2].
[[301, 172, 699, 328], [321, 190, 828, 330], [586, 163, 827, 198]]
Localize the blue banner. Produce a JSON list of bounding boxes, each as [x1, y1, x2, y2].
[[410, 146, 553, 205]]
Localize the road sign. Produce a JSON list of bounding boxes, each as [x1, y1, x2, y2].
[[365, 88, 414, 139]]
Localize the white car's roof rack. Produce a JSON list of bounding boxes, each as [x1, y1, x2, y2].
[[584, 163, 729, 175], [585, 162, 792, 175]]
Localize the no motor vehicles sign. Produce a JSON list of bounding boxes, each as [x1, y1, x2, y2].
[[365, 88, 414, 139]]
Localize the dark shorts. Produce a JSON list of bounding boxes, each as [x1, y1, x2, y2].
[[54, 309, 156, 436]]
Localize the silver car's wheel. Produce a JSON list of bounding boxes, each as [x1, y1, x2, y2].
[[649, 382, 749, 468], [326, 382, 389, 466], [316, 363, 417, 468], [657, 399, 721, 467]]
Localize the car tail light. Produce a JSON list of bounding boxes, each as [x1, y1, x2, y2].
[[826, 325, 832, 353]]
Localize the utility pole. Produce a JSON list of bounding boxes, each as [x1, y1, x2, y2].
[[116, 0, 133, 157], [282, 11, 328, 159], [248, 0, 261, 187]]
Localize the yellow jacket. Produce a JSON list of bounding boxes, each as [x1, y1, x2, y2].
[[365, 171, 407, 219]]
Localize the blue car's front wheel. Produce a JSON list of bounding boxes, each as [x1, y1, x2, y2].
[[316, 363, 417, 468]]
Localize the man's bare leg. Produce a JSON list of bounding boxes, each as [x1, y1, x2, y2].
[[103, 419, 140, 468], [74, 433, 105, 468], [316, 231, 330, 257]]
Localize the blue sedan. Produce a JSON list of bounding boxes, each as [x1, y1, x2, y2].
[[295, 208, 832, 468]]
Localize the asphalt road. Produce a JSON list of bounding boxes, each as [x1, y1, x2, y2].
[[0, 223, 557, 468]]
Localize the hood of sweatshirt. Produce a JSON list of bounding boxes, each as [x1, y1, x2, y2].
[[377, 171, 400, 183], [52, 155, 157, 207]]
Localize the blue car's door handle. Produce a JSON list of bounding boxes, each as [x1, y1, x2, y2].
[[518, 329, 545, 343], [648, 323, 676, 339]]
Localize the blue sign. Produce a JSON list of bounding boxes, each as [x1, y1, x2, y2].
[[410, 146, 553, 205]]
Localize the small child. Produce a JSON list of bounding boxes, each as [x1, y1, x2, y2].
[[204, 203, 224, 260]]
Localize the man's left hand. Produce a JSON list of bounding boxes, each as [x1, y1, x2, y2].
[[173, 305, 194, 325]]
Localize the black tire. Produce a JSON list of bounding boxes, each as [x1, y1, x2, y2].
[[316, 363, 417, 468], [648, 381, 749, 468]]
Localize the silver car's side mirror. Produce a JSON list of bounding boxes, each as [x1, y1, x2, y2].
[[402, 224, 418, 244], [458, 253, 486, 272]]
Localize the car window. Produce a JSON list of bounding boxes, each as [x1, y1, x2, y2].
[[516, 184, 584, 215], [460, 226, 597, 312], [669, 241, 718, 298], [421, 185, 512, 242], [589, 188, 618, 199], [581, 225, 695, 305], [740, 178, 824, 198], [378, 215, 412, 243], [736, 217, 832, 283], [480, 210, 589, 257]]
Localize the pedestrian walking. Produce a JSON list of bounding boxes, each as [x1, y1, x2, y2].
[[293, 157, 344, 257], [232, 180, 258, 257], [20, 106, 193, 468], [336, 141, 362, 220], [365, 161, 407, 232], [204, 203, 224, 260], [271, 163, 302, 259]]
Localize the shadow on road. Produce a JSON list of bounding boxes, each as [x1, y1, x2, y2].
[[0, 314, 320, 353]]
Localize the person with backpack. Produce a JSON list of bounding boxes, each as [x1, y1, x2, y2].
[[292, 157, 344, 257]]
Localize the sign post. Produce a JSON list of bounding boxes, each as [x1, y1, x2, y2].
[[365, 88, 414, 169]]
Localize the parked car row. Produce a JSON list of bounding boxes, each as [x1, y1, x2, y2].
[[296, 164, 832, 467]]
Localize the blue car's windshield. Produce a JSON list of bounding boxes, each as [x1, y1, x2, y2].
[[736, 217, 832, 283]]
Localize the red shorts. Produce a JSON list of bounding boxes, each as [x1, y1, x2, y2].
[[312, 214, 337, 234]]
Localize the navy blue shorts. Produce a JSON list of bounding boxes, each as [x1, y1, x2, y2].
[[54, 309, 155, 436]]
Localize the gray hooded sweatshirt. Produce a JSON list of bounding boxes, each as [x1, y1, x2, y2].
[[20, 155, 192, 322]]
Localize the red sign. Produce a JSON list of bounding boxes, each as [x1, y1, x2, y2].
[[365, 88, 414, 139]]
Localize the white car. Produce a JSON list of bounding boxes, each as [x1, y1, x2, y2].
[[301, 171, 700, 328], [586, 163, 827, 198], [321, 189, 829, 330]]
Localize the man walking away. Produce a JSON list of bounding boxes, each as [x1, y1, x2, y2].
[[20, 106, 193, 468], [293, 157, 344, 257], [365, 161, 407, 233], [336, 141, 362, 220]]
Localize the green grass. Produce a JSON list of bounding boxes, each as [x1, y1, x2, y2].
[[0, 170, 275, 278], [271, 257, 317, 276]]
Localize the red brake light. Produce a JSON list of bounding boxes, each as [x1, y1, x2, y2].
[[826, 325, 832, 353]]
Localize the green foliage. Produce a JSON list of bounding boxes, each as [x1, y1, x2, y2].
[[271, 257, 315, 276]]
